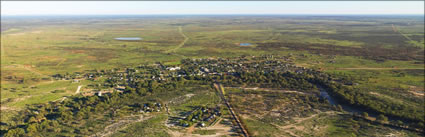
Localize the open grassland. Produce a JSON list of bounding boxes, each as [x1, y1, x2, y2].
[[1, 15, 423, 129]]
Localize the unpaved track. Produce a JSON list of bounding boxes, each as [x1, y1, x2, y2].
[[186, 124, 196, 134], [335, 68, 424, 70], [0, 106, 20, 111], [16, 64, 47, 77], [226, 87, 306, 94], [166, 26, 189, 54], [75, 85, 82, 94], [392, 24, 414, 41], [56, 59, 67, 67], [392, 24, 398, 32]]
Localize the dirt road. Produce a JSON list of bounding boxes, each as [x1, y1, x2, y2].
[[166, 26, 189, 54], [75, 85, 82, 94], [335, 67, 424, 70], [10, 64, 47, 77], [226, 87, 306, 94], [392, 24, 414, 41]]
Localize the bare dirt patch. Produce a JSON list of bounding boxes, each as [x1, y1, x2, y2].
[[199, 119, 234, 137], [0, 106, 20, 111], [186, 124, 196, 134], [86, 56, 97, 61], [168, 93, 195, 105], [13, 95, 31, 102], [167, 119, 234, 137], [408, 86, 424, 97], [91, 114, 153, 137], [276, 111, 337, 137]]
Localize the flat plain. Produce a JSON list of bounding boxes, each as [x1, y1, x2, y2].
[[1, 15, 424, 136]]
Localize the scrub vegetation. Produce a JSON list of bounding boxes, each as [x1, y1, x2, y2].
[[1, 15, 423, 137]]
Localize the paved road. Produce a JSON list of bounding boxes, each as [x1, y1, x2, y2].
[[214, 83, 249, 137]]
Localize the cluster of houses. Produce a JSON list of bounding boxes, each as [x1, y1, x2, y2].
[[50, 54, 329, 97], [58, 54, 312, 84], [179, 106, 222, 127], [140, 102, 163, 113]]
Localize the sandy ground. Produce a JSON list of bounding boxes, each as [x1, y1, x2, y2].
[[91, 114, 153, 137], [167, 119, 234, 137], [274, 111, 337, 137]]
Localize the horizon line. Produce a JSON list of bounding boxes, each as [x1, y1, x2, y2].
[[2, 13, 424, 16]]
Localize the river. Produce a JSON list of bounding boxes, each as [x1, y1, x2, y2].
[[318, 86, 364, 114]]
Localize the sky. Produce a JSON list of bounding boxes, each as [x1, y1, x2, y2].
[[1, 1, 424, 15]]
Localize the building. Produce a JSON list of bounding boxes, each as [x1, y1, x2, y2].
[[167, 67, 181, 71]]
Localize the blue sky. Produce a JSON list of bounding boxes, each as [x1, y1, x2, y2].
[[2, 1, 424, 15]]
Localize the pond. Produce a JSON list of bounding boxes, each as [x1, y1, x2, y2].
[[239, 43, 252, 46], [114, 37, 143, 41]]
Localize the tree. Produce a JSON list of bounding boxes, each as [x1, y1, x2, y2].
[[362, 112, 369, 118], [40, 120, 51, 131], [396, 120, 403, 126], [60, 111, 73, 121], [337, 105, 343, 111], [26, 123, 39, 136], [4, 128, 25, 137], [416, 122, 424, 129], [377, 114, 388, 123], [76, 111, 85, 120], [28, 117, 37, 123]]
